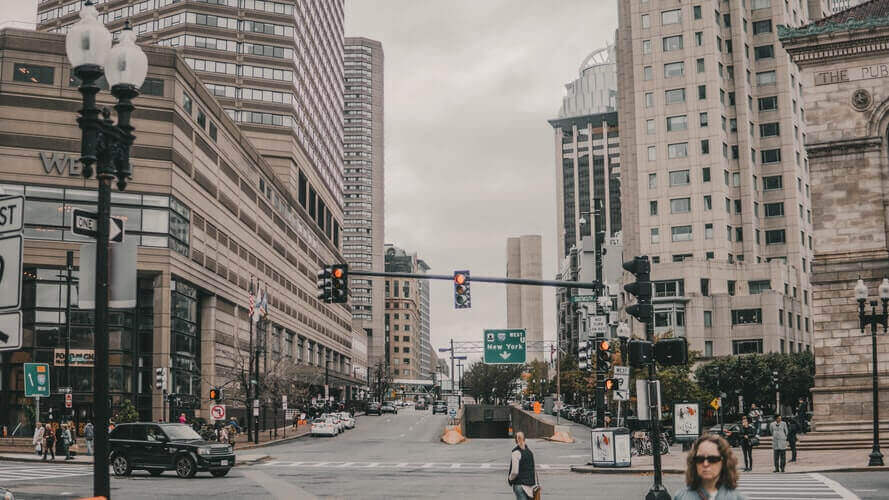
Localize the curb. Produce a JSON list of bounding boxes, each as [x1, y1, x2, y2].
[[236, 454, 270, 466], [232, 431, 311, 451], [569, 465, 889, 474], [0, 456, 94, 464]]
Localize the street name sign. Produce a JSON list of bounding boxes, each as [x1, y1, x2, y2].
[[571, 295, 597, 303], [0, 233, 23, 311], [71, 209, 124, 243], [612, 366, 630, 401], [0, 196, 24, 234], [483, 329, 526, 364], [24, 363, 51, 397], [0, 311, 22, 352]]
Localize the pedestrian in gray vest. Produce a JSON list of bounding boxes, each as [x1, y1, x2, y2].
[[84, 422, 94, 456], [507, 432, 539, 500], [769, 415, 789, 472]]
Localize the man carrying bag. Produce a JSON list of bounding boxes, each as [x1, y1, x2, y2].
[[508, 432, 541, 499]]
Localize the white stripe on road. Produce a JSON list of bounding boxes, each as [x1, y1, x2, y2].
[[809, 473, 861, 500]]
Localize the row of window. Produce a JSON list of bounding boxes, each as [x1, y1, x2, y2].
[[652, 224, 788, 245], [159, 35, 293, 60]]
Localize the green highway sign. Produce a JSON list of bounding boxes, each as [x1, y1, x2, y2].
[[571, 295, 597, 303], [24, 363, 51, 397], [484, 329, 526, 364]]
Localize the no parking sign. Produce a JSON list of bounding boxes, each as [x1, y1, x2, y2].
[[210, 404, 226, 421]]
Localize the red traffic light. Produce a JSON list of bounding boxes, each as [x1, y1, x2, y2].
[[598, 340, 610, 351], [454, 273, 466, 285], [332, 267, 344, 279]]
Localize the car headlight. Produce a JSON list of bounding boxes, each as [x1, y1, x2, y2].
[[198, 448, 212, 456]]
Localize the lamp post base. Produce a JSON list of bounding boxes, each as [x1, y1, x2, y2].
[[646, 486, 672, 500], [868, 449, 884, 467]]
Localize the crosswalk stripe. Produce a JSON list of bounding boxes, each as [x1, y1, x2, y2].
[[0, 464, 92, 483], [735, 473, 859, 500]]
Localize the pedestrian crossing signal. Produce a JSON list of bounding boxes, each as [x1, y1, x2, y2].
[[604, 378, 622, 391]]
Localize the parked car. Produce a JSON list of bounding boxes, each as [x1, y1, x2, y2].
[[311, 418, 338, 437], [432, 401, 447, 415], [337, 412, 356, 429], [367, 402, 382, 415], [415, 400, 427, 410], [381, 401, 398, 414], [323, 414, 345, 433], [707, 423, 742, 447], [109, 423, 234, 478]]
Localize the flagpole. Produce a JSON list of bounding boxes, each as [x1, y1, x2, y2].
[[247, 278, 255, 444]]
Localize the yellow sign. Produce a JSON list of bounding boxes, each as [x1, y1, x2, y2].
[[710, 398, 720, 410]]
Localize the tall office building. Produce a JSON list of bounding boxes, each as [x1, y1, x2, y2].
[[417, 259, 433, 377], [38, 1, 346, 254], [343, 37, 385, 368], [551, 44, 621, 353], [827, 0, 868, 14], [384, 245, 423, 379], [617, 0, 813, 357], [506, 235, 544, 362]]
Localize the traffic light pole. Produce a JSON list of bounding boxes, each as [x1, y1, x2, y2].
[[646, 359, 670, 500], [595, 331, 606, 429], [349, 270, 604, 291]]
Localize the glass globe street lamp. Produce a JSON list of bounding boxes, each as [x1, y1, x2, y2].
[[65, 2, 147, 497], [855, 277, 889, 467]]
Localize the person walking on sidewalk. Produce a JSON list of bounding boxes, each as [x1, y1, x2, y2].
[[42, 424, 56, 461], [673, 434, 744, 500], [84, 421, 94, 456], [729, 415, 756, 471], [62, 423, 74, 460], [507, 431, 539, 500], [770, 415, 789, 472], [32, 422, 44, 456], [787, 417, 799, 463], [748, 404, 763, 436]]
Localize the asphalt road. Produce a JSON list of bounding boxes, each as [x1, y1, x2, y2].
[[1, 408, 886, 499]]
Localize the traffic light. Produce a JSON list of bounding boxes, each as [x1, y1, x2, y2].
[[623, 256, 653, 324], [655, 337, 688, 366], [331, 264, 349, 303], [772, 370, 779, 389], [596, 339, 612, 372], [604, 377, 622, 391], [155, 367, 166, 392], [317, 266, 332, 302], [454, 270, 471, 309], [628, 339, 653, 367], [209, 387, 222, 402], [578, 340, 591, 371]]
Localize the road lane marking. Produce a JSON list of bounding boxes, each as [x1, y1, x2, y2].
[[449, 464, 461, 469], [809, 473, 860, 500]]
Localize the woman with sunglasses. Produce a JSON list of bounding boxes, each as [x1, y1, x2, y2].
[[673, 434, 744, 500]]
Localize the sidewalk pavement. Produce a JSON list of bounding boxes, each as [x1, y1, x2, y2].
[[570, 444, 889, 474]]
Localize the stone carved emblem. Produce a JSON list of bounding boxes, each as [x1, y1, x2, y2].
[[852, 89, 872, 111]]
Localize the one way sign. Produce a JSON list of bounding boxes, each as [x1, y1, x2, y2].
[[72, 209, 124, 243]]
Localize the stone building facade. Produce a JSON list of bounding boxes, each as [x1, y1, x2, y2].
[[506, 235, 544, 362], [780, 1, 889, 430]]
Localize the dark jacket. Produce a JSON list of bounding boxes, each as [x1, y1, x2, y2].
[[508, 445, 536, 486], [739, 424, 757, 446]]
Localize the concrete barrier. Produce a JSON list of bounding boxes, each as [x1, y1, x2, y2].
[[510, 406, 554, 439]]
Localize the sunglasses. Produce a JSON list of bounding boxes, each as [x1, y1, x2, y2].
[[693, 455, 723, 464]]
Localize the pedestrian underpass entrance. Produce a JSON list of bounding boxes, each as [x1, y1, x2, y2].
[[463, 404, 510, 438]]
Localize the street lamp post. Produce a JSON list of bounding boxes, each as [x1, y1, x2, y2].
[[65, 3, 147, 497], [855, 277, 889, 467]]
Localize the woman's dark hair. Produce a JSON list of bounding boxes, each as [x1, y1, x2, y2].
[[685, 433, 739, 491]]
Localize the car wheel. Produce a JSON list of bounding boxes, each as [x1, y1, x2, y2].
[[175, 456, 197, 479], [111, 453, 132, 477], [211, 469, 230, 478], [148, 469, 164, 477]]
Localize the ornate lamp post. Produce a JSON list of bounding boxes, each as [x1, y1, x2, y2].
[[65, 2, 147, 497], [854, 277, 889, 467]]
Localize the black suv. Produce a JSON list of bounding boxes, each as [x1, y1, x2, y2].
[[109, 423, 235, 478]]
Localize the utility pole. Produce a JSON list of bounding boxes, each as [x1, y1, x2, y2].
[[556, 338, 561, 425], [450, 338, 455, 393]]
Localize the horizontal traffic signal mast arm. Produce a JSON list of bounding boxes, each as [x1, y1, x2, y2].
[[349, 270, 605, 290]]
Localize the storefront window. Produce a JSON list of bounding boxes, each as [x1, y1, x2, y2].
[[170, 279, 200, 398]]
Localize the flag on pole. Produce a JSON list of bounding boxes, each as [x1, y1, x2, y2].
[[248, 279, 255, 320], [252, 289, 262, 324], [261, 288, 269, 318]]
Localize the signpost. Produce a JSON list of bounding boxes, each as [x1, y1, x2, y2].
[[210, 404, 226, 421], [483, 329, 526, 364], [71, 209, 124, 243], [613, 366, 630, 401], [591, 315, 608, 335], [25, 363, 51, 397]]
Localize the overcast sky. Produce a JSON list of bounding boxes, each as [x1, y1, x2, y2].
[[345, 0, 617, 365], [2, 1, 619, 367]]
